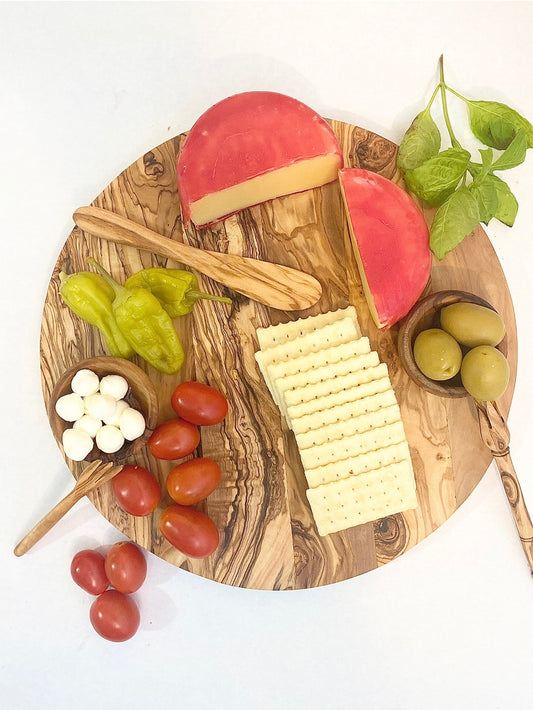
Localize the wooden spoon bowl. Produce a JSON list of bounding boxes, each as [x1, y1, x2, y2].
[[48, 356, 158, 463], [397, 290, 503, 398]]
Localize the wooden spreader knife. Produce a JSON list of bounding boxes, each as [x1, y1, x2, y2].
[[73, 206, 322, 311], [475, 400, 533, 574]]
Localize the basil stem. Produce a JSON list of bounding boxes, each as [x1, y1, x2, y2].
[[439, 56, 461, 149]]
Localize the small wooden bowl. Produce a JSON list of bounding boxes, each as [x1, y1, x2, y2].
[[48, 356, 159, 463], [397, 290, 500, 398]]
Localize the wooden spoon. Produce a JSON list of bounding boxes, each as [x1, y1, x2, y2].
[[14, 460, 124, 556], [73, 206, 322, 311], [475, 400, 533, 575]]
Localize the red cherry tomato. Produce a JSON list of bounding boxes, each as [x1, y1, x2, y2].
[[111, 464, 161, 516], [104, 541, 147, 594], [89, 589, 140, 642], [159, 504, 219, 558], [171, 381, 228, 426], [166, 457, 221, 505], [70, 549, 109, 595], [148, 418, 200, 460]]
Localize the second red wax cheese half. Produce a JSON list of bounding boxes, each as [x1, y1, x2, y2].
[[177, 91, 343, 228], [339, 169, 432, 329]]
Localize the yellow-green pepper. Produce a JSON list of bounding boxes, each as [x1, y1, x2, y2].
[[124, 268, 231, 318], [88, 259, 185, 375], [59, 271, 135, 359]]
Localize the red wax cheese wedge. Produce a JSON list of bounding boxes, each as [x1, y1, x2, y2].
[[339, 168, 432, 329], [177, 91, 343, 228]]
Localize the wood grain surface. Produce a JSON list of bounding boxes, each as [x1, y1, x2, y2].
[[39, 120, 517, 589]]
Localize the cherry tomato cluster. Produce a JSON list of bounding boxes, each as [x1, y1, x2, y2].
[[70, 541, 147, 642], [149, 381, 228, 559]]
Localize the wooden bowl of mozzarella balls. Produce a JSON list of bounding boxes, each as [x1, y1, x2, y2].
[[49, 357, 159, 463]]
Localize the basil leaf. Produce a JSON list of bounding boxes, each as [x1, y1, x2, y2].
[[397, 109, 441, 173], [491, 131, 527, 171], [405, 147, 470, 207], [485, 174, 519, 226], [468, 176, 499, 224], [467, 100, 533, 150], [430, 186, 480, 259], [479, 147, 493, 170]]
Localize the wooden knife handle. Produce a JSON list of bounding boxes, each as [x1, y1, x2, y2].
[[475, 400, 533, 575], [73, 206, 322, 311], [493, 452, 533, 574]]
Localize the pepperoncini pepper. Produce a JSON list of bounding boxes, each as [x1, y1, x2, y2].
[[59, 271, 135, 359], [88, 259, 185, 375], [124, 268, 231, 318]]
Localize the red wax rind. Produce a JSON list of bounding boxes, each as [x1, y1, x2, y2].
[[339, 168, 432, 329], [177, 91, 343, 227]]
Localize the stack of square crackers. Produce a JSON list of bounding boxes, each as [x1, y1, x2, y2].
[[255, 307, 418, 536]]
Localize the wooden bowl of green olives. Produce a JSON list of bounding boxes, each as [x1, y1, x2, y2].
[[397, 290, 508, 399]]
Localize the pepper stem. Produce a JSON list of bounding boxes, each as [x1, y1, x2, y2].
[[187, 290, 232, 305], [88, 258, 125, 299]]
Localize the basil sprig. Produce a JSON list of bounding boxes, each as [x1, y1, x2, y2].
[[398, 56, 533, 259]]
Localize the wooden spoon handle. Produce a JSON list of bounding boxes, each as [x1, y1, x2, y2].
[[73, 206, 322, 311], [13, 487, 86, 557], [493, 452, 533, 574], [13, 462, 122, 557]]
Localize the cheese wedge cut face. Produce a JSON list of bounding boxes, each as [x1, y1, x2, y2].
[[177, 91, 344, 228], [339, 168, 432, 329]]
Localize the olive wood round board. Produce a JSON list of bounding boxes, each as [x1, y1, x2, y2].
[[40, 119, 517, 590]]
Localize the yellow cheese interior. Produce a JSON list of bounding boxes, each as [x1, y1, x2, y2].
[[339, 185, 382, 328], [190, 154, 341, 226]]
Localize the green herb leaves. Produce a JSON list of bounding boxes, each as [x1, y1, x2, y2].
[[431, 187, 480, 260], [398, 56, 532, 259], [467, 100, 533, 150], [404, 148, 470, 207], [397, 108, 441, 172]]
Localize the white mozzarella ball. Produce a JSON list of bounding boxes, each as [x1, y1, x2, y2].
[[119, 407, 146, 441], [62, 428, 94, 461], [96, 425, 125, 454], [100, 374, 129, 401], [73, 414, 102, 439], [84, 393, 117, 422], [71, 369, 100, 397], [55, 393, 85, 422], [103, 398, 130, 426]]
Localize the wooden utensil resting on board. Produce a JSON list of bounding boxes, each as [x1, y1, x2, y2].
[[39, 121, 518, 589], [14, 461, 123, 556], [73, 206, 322, 311], [475, 400, 533, 574]]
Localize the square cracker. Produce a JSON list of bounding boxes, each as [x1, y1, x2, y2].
[[273, 349, 379, 411], [304, 440, 411, 488], [299, 419, 407, 470], [267, 337, 371, 389], [256, 306, 360, 350], [255, 316, 361, 398], [286, 374, 392, 427], [283, 361, 388, 411], [295, 403, 402, 451], [306, 459, 418, 536], [291, 388, 397, 435]]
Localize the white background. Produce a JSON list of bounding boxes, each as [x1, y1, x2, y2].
[[2, 2, 533, 709]]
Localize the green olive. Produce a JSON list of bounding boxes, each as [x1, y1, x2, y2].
[[460, 345, 510, 401], [413, 328, 463, 381], [440, 302, 505, 347]]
